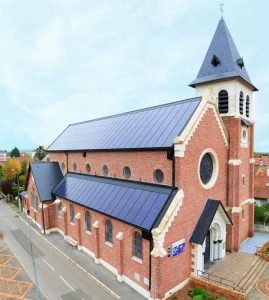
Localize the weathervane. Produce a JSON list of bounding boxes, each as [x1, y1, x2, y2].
[[220, 3, 224, 17]]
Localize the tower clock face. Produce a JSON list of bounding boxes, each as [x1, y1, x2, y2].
[[199, 153, 214, 185]]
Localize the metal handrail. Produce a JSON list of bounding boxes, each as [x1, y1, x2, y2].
[[197, 270, 244, 292]]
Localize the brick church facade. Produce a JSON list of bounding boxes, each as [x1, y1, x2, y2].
[[23, 18, 257, 299]]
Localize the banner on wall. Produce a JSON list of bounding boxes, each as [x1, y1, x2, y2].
[[172, 238, 186, 257]]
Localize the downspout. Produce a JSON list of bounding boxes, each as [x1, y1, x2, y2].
[[172, 145, 175, 188], [149, 236, 153, 291], [42, 202, 46, 235]]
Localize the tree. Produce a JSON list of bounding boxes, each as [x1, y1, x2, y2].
[[2, 159, 22, 181], [20, 159, 28, 176], [0, 180, 12, 195], [10, 147, 20, 157], [19, 175, 26, 186], [34, 146, 46, 161], [0, 166, 3, 180]]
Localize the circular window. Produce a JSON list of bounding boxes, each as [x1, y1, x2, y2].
[[61, 162, 65, 171], [72, 163, 77, 172], [153, 169, 164, 183], [102, 165, 108, 176], [123, 166, 131, 179], [198, 150, 218, 188], [85, 164, 91, 174]]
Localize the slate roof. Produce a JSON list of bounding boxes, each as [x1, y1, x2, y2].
[[47, 97, 201, 152], [29, 162, 63, 201], [190, 199, 232, 245], [53, 173, 177, 231], [190, 18, 257, 91]]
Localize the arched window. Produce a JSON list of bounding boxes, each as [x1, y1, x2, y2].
[[85, 164, 91, 174], [85, 211, 91, 231], [239, 91, 244, 115], [133, 232, 143, 260], [102, 165, 108, 176], [61, 162, 65, 172], [72, 163, 77, 172], [123, 166, 131, 179], [246, 95, 250, 118], [70, 204, 75, 223], [105, 220, 113, 244], [218, 90, 229, 113]]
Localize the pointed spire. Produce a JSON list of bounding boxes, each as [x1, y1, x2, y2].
[[190, 18, 257, 91]]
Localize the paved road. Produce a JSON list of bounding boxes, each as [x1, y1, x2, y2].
[[0, 201, 115, 300]]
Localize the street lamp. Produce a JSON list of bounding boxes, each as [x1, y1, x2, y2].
[[28, 199, 61, 300]]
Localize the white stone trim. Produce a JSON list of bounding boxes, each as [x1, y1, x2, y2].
[[249, 158, 256, 164], [50, 227, 64, 236], [62, 206, 67, 213], [64, 235, 77, 246], [232, 207, 242, 213], [197, 149, 219, 190], [77, 245, 96, 259], [93, 220, 99, 229], [164, 278, 190, 299], [151, 190, 184, 257], [174, 100, 228, 158], [75, 212, 81, 220], [116, 232, 123, 240], [121, 275, 151, 299], [230, 198, 255, 213], [228, 159, 242, 166]]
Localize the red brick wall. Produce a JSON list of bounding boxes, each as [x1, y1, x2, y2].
[[156, 107, 229, 297], [55, 198, 151, 291], [48, 151, 172, 186]]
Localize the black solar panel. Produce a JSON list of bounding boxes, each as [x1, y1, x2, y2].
[[53, 173, 176, 231], [48, 98, 201, 152]]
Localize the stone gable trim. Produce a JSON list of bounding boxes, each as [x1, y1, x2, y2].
[[228, 198, 255, 213], [174, 100, 228, 158], [151, 190, 184, 258]]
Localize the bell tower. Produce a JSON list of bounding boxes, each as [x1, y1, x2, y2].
[[190, 18, 258, 251]]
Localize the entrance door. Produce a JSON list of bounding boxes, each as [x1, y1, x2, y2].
[[204, 231, 210, 264]]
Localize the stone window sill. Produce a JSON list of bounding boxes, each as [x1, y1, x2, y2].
[[85, 230, 92, 235], [132, 256, 143, 264], [105, 241, 113, 248], [70, 222, 75, 226]]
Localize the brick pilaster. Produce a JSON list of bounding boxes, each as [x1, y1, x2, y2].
[[116, 232, 124, 281], [93, 221, 100, 263]]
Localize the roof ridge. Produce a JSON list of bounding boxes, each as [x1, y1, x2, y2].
[[69, 97, 201, 126]]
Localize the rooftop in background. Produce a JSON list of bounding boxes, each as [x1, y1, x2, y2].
[[53, 172, 177, 231], [27, 162, 63, 201], [190, 18, 257, 91], [47, 97, 201, 152]]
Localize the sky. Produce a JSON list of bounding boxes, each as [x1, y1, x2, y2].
[[0, 0, 268, 152]]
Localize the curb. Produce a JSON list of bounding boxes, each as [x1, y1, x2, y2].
[[3, 201, 121, 299]]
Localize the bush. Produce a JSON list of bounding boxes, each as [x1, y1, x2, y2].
[[255, 205, 269, 223], [0, 180, 12, 195]]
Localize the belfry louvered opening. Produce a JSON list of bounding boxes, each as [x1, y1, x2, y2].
[[218, 90, 229, 114], [239, 91, 244, 115], [246, 95, 250, 118]]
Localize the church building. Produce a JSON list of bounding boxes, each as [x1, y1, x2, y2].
[[23, 18, 257, 299]]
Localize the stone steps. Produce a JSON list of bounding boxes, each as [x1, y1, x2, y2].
[[239, 258, 268, 295]]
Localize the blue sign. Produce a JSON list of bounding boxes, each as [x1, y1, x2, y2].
[[172, 239, 186, 257]]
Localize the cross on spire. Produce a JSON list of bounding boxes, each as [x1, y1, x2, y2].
[[220, 3, 224, 17]]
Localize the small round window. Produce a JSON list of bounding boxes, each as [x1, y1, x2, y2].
[[86, 164, 91, 174], [72, 163, 77, 172], [102, 165, 108, 176], [153, 169, 164, 183], [199, 153, 214, 185], [123, 166, 131, 179]]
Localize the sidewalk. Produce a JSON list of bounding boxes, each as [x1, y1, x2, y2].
[[12, 203, 146, 300]]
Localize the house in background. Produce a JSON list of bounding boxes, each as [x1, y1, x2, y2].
[[254, 155, 269, 206], [22, 17, 257, 299], [0, 150, 10, 166]]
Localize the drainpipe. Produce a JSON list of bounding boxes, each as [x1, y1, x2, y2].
[[172, 146, 175, 188], [66, 152, 69, 172], [42, 202, 46, 235], [149, 237, 153, 291]]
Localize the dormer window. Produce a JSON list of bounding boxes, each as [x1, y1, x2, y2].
[[211, 54, 220, 67], [237, 57, 244, 68], [239, 92, 244, 115], [246, 96, 250, 118], [218, 90, 229, 113]]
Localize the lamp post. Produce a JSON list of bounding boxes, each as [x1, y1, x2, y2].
[[28, 199, 61, 300]]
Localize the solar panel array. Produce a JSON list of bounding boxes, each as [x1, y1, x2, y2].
[[48, 98, 201, 151], [31, 162, 63, 201], [53, 173, 175, 231]]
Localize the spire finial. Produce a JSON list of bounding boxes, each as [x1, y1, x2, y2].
[[220, 3, 224, 17]]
